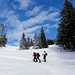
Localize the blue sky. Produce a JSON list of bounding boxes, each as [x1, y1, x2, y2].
[[0, 0, 75, 46]]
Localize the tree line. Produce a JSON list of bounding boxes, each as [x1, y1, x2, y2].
[[19, 27, 54, 50], [0, 24, 54, 49], [0, 0, 75, 51]]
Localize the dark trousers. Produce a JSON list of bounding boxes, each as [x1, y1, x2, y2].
[[37, 57, 41, 63], [33, 56, 37, 62], [43, 56, 46, 62]]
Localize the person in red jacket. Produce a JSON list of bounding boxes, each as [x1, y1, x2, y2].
[[33, 52, 37, 62]]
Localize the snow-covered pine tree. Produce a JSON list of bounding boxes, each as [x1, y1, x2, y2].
[[33, 33, 41, 49], [19, 33, 27, 50], [33, 33, 39, 49], [27, 36, 30, 47], [0, 23, 7, 47], [40, 27, 48, 48], [56, 0, 75, 50], [37, 35, 42, 48], [27, 36, 33, 47], [30, 39, 34, 46]]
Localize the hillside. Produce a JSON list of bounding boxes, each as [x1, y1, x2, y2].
[[0, 45, 75, 75]]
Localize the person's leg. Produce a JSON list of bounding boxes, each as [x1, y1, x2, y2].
[[37, 57, 41, 63], [33, 57, 37, 62], [44, 56, 46, 62], [35, 57, 37, 62], [38, 57, 41, 63], [33, 57, 35, 62]]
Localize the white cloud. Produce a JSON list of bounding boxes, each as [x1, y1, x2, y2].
[[41, 24, 58, 34], [12, 0, 34, 10], [25, 26, 41, 33], [0, 6, 59, 45], [21, 9, 59, 29], [6, 25, 41, 46], [25, 6, 42, 17], [0, 10, 22, 33], [0, 7, 59, 29]]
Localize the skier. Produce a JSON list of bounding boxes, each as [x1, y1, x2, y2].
[[42, 51, 47, 62], [33, 52, 37, 62], [36, 53, 41, 63]]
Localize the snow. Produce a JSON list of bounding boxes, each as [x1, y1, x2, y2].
[[0, 45, 75, 75]]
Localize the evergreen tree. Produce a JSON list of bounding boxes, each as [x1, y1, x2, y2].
[[30, 39, 34, 46], [40, 27, 48, 48], [33, 33, 42, 49], [37, 35, 42, 48], [27, 37, 30, 44], [72, 6, 75, 50], [47, 39, 54, 45], [56, 0, 75, 50], [0, 23, 7, 47], [33, 33, 39, 48], [33, 33, 37, 47], [27, 36, 30, 47], [27, 36, 33, 47], [19, 33, 27, 50]]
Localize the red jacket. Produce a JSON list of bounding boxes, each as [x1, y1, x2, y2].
[[33, 52, 37, 57]]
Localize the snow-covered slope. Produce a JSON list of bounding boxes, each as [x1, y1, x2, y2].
[[0, 45, 75, 75]]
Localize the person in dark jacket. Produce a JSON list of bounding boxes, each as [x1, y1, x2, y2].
[[36, 53, 41, 63]]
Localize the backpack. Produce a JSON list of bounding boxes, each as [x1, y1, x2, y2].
[[45, 53, 47, 56], [37, 53, 40, 57]]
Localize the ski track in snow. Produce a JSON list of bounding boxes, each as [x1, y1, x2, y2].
[[0, 45, 75, 75]]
